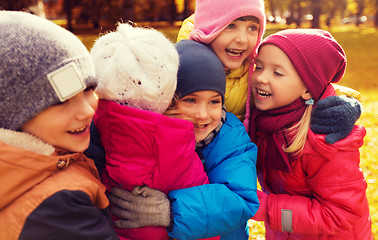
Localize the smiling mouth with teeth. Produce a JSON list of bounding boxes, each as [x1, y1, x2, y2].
[[193, 123, 209, 129], [257, 89, 271, 97], [68, 126, 87, 134], [226, 49, 244, 57]]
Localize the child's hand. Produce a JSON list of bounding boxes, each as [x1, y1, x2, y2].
[[109, 186, 171, 228], [311, 96, 362, 144], [252, 190, 268, 222]]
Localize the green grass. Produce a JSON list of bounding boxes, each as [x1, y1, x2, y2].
[[75, 24, 377, 239]]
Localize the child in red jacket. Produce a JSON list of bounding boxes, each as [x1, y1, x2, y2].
[[249, 29, 372, 239], [89, 23, 208, 240]]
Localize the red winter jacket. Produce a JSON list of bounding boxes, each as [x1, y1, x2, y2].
[[256, 125, 372, 239], [94, 100, 209, 240]]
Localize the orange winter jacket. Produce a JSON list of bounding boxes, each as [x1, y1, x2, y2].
[[0, 128, 118, 240]]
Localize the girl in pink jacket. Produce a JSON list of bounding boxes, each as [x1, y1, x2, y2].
[[90, 23, 209, 240], [248, 29, 372, 239]]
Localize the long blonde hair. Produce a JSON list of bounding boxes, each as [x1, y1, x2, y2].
[[283, 104, 313, 155]]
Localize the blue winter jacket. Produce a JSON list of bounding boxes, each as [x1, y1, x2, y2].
[[168, 112, 259, 240]]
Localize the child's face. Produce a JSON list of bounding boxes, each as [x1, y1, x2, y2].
[[21, 88, 98, 153], [251, 44, 309, 111], [210, 19, 259, 71], [174, 91, 222, 142]]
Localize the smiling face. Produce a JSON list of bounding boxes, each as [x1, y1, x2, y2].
[[210, 17, 260, 71], [251, 44, 310, 111], [21, 88, 98, 153], [173, 90, 222, 142]]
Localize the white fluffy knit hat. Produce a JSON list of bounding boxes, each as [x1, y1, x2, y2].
[[91, 23, 179, 114]]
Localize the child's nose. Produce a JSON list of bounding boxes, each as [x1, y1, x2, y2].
[[76, 92, 97, 120], [194, 104, 209, 119], [255, 71, 268, 84], [236, 30, 248, 44]]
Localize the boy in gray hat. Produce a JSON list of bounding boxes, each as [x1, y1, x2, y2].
[[0, 11, 119, 240]]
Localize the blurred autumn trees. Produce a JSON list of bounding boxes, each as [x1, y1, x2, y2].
[[1, 0, 377, 30], [266, 0, 377, 28]]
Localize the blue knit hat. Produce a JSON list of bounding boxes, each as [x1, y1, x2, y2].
[[175, 40, 226, 100], [0, 11, 97, 130]]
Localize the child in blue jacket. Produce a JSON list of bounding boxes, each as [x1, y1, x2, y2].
[[90, 40, 259, 240]]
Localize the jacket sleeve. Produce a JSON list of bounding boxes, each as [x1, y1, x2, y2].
[[176, 14, 194, 42], [168, 114, 259, 240], [85, 121, 106, 176], [19, 190, 119, 240], [266, 128, 368, 235]]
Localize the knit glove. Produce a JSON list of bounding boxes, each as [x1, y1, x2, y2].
[[252, 190, 268, 222], [311, 96, 362, 144], [109, 186, 171, 229]]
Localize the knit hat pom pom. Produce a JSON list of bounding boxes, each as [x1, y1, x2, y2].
[[91, 23, 179, 114]]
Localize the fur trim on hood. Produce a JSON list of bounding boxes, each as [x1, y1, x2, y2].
[[0, 128, 55, 156]]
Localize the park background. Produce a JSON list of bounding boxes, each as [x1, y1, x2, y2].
[[2, 0, 377, 239]]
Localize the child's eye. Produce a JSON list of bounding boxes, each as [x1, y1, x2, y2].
[[210, 100, 221, 105], [226, 23, 236, 29], [255, 66, 262, 71], [274, 71, 284, 76], [183, 98, 195, 104], [248, 24, 259, 32]]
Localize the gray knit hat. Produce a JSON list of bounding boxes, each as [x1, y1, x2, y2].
[[0, 11, 97, 130]]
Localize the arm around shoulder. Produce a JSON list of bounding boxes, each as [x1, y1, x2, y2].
[[168, 113, 259, 239]]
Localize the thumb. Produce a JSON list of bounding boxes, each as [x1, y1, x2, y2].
[[324, 132, 345, 144], [131, 186, 145, 196], [131, 185, 157, 197]]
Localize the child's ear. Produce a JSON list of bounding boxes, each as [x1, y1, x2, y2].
[[301, 90, 312, 100]]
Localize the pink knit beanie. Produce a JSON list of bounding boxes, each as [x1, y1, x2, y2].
[[260, 29, 346, 101], [190, 0, 266, 51]]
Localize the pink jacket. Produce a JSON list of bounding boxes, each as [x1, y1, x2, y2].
[[94, 100, 209, 240], [256, 125, 372, 239]]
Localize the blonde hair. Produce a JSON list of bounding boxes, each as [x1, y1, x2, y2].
[[283, 104, 313, 155]]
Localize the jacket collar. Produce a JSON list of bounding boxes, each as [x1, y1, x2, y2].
[[0, 128, 81, 209], [226, 61, 249, 79], [0, 128, 55, 156]]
